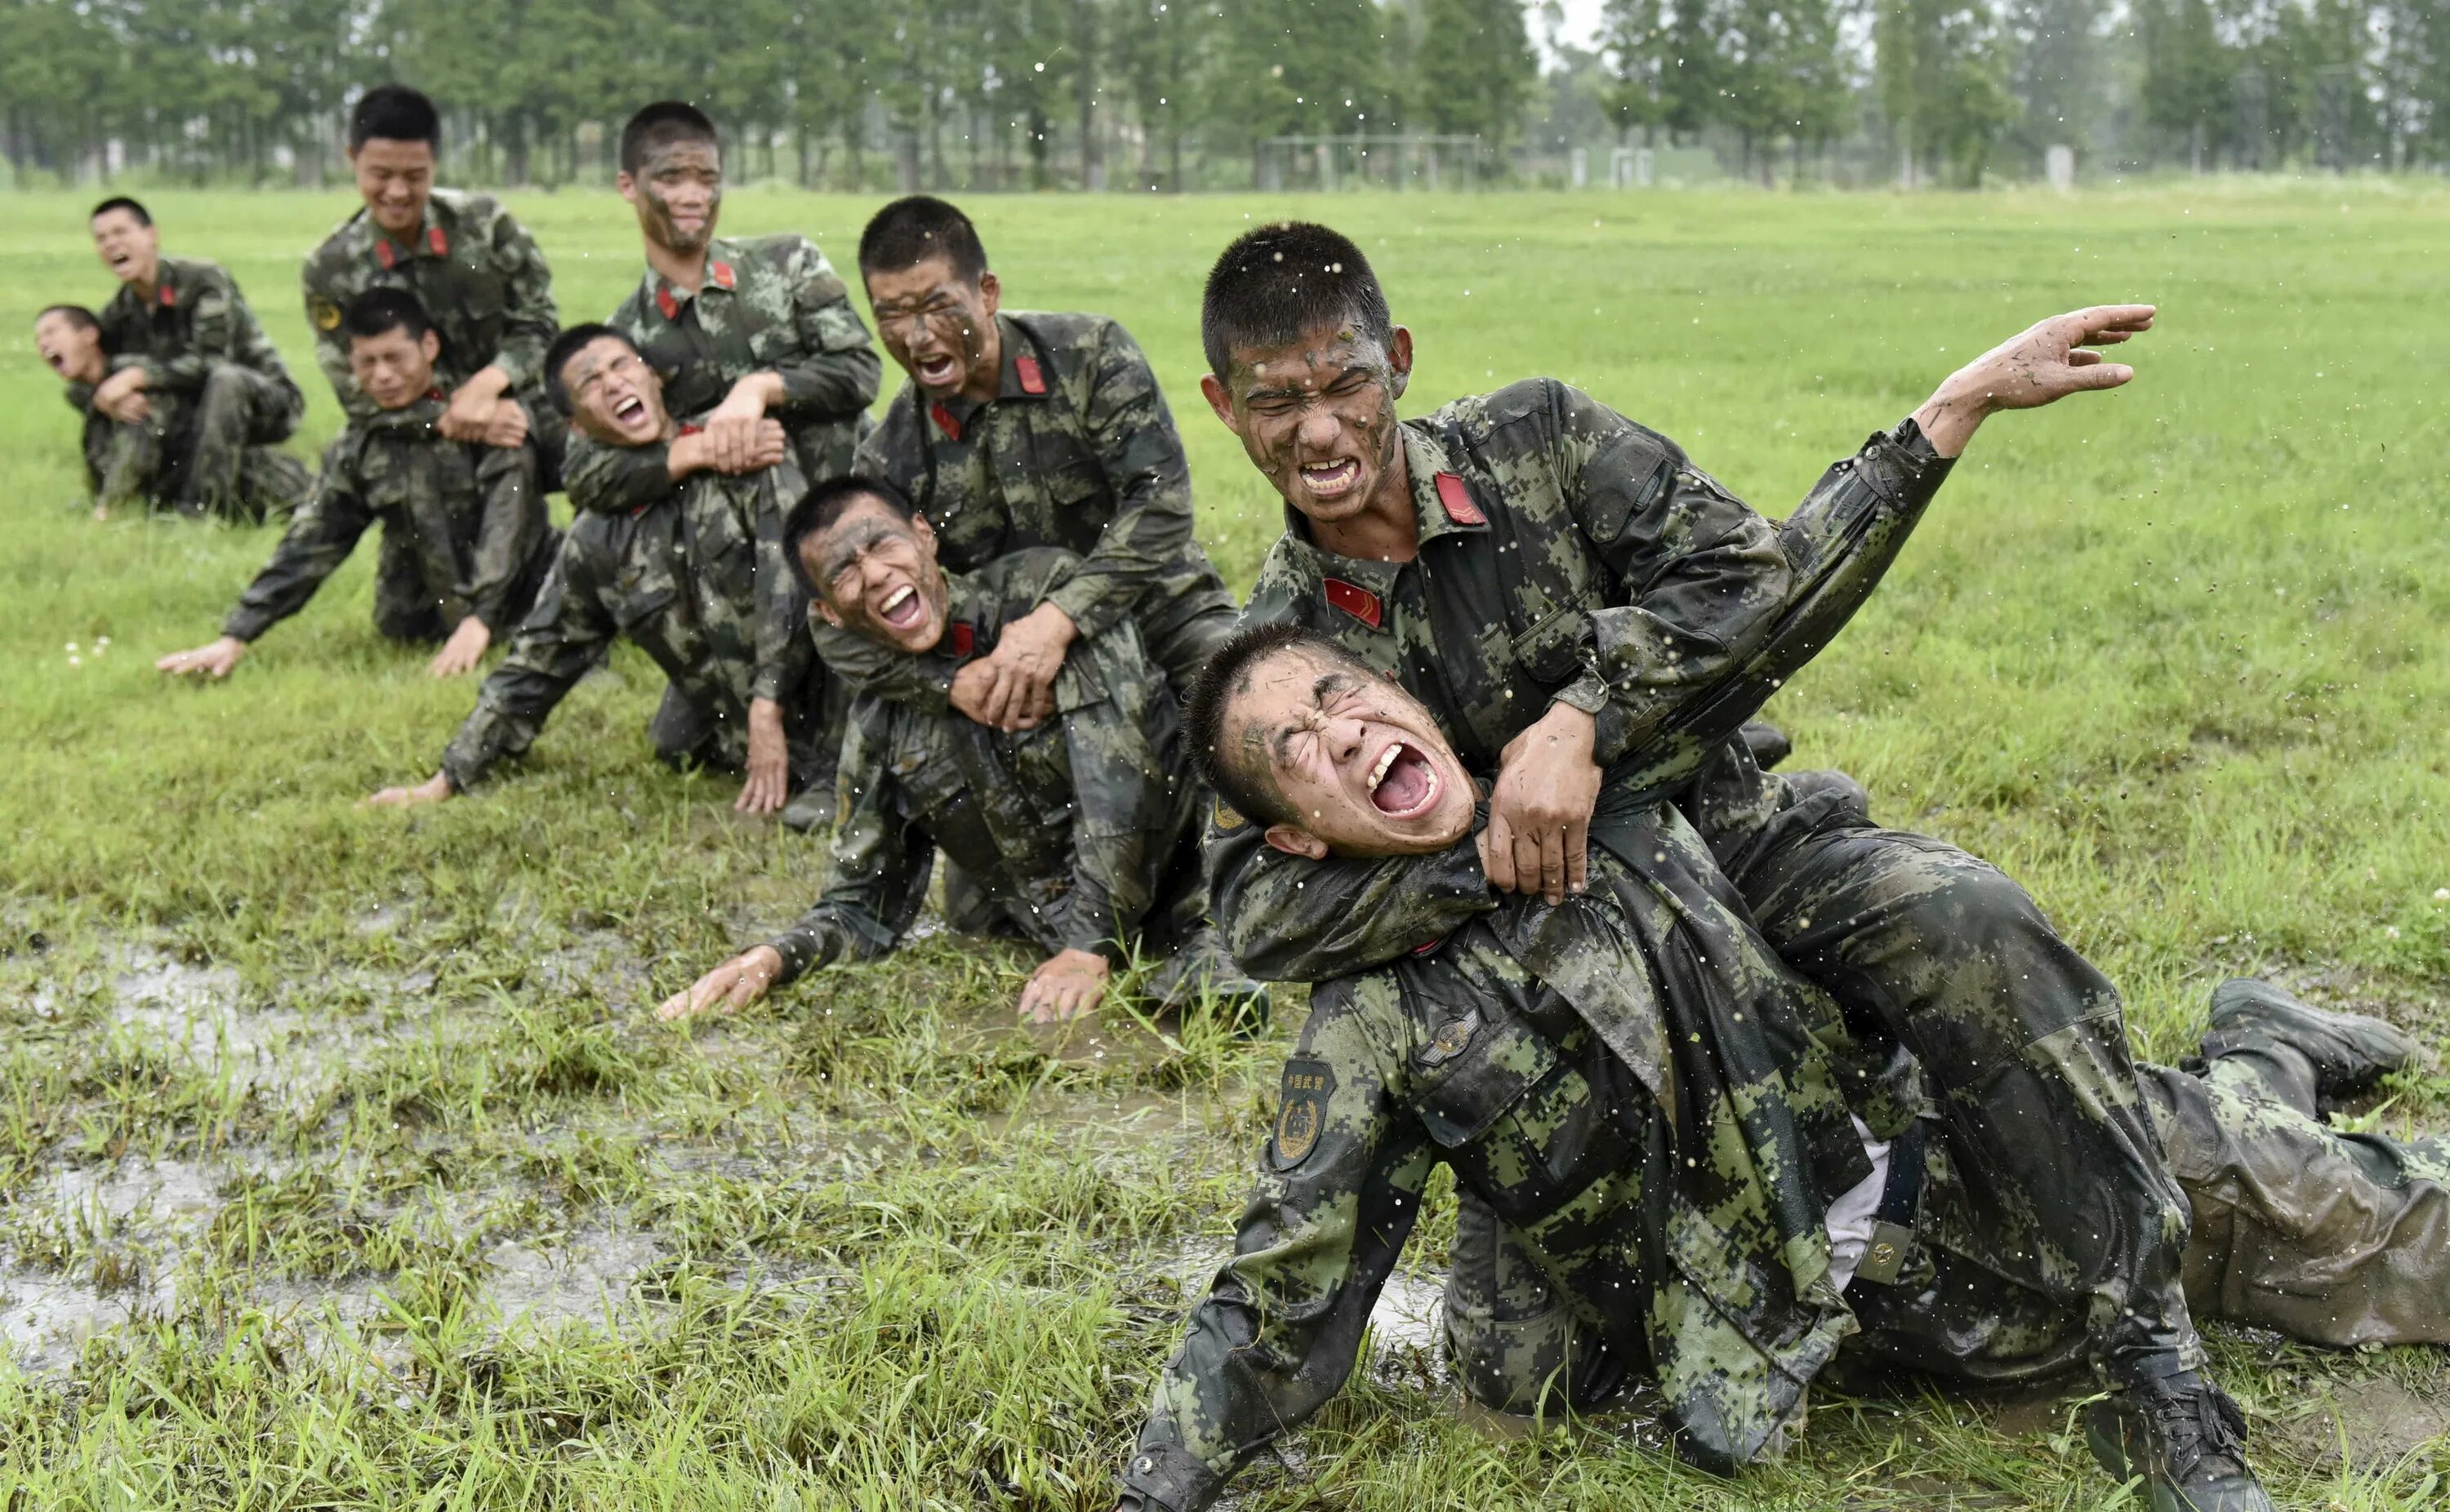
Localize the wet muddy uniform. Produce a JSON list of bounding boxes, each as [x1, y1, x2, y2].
[[439, 455, 822, 792], [1208, 379, 2205, 1400], [219, 395, 558, 647], [91, 256, 310, 520], [763, 549, 1204, 979], [825, 311, 1238, 709]]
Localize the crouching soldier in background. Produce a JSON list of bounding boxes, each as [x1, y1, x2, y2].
[[154, 291, 558, 683], [656, 475, 1264, 1027], [75, 199, 310, 521], [1115, 625, 2446, 1512], [366, 324, 826, 818]]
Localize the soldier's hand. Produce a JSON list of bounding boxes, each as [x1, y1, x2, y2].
[[364, 772, 453, 808], [426, 616, 492, 677], [156, 634, 248, 680], [737, 697, 790, 816], [1913, 305, 2155, 456], [1018, 949, 1110, 1023], [705, 375, 785, 472], [962, 603, 1076, 731], [439, 368, 513, 442], [950, 659, 1056, 730], [1484, 700, 1601, 905], [94, 368, 150, 424], [478, 400, 530, 451], [657, 945, 784, 1022]]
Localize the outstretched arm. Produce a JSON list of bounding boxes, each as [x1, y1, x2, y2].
[[1910, 305, 2154, 456]]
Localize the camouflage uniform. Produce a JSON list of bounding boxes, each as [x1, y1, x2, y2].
[[301, 190, 559, 425], [219, 396, 558, 647], [559, 235, 880, 516], [62, 380, 310, 519], [1209, 380, 2203, 1395], [439, 455, 822, 793], [764, 549, 1205, 980], [91, 256, 308, 520], [826, 311, 1239, 709]]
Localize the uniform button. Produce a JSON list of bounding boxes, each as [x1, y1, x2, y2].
[[1134, 1456, 1155, 1474]]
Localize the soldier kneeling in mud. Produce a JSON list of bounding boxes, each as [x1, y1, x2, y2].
[[656, 474, 1266, 1027], [1111, 624, 2447, 1512], [366, 323, 830, 820]]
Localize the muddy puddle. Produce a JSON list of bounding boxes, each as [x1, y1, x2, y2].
[[2270, 1372, 2450, 1469]]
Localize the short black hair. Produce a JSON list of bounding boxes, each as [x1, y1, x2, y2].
[[90, 196, 151, 228], [858, 196, 989, 283], [341, 287, 433, 345], [1200, 221, 1394, 380], [350, 84, 441, 151], [544, 322, 637, 410], [781, 475, 920, 595], [620, 100, 719, 176], [36, 304, 101, 333], [1184, 621, 1364, 829]]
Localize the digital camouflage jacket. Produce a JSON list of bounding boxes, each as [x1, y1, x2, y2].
[[764, 549, 1201, 980], [562, 234, 880, 515], [1125, 796, 1892, 1512], [98, 256, 304, 412], [301, 189, 559, 420], [222, 397, 556, 643], [440, 454, 813, 790], [1208, 380, 1952, 981], [822, 310, 1237, 709]]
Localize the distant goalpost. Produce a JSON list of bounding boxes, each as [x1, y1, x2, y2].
[[1257, 134, 1492, 190]]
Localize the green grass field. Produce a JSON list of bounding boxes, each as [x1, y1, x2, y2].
[[2, 181, 2448, 1509]]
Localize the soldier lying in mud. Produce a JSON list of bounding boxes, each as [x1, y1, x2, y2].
[[1113, 625, 2449, 1512], [366, 323, 830, 819], [656, 475, 1264, 1026]]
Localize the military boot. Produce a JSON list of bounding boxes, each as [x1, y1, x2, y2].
[[2083, 1371, 2273, 1512], [2203, 978, 2425, 1106]]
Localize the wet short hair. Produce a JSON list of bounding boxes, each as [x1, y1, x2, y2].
[[1200, 221, 1393, 380], [36, 304, 101, 333], [1184, 621, 1366, 829], [341, 287, 433, 345], [544, 322, 636, 410], [782, 475, 920, 595], [90, 196, 151, 229], [858, 196, 989, 283], [350, 84, 441, 151], [620, 100, 719, 176]]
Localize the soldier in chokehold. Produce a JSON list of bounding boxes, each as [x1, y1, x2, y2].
[[654, 475, 1265, 1031], [60, 199, 310, 521], [364, 324, 828, 823], [154, 290, 557, 686], [1112, 625, 2450, 1512]]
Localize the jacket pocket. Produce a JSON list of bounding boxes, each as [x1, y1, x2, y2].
[[1408, 1009, 1558, 1149]]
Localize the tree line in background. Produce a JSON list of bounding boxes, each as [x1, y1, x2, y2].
[[3, 0, 2447, 191]]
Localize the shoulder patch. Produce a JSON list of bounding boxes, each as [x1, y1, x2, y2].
[[310, 297, 342, 331], [1271, 1057, 1337, 1170], [1211, 798, 1246, 833]]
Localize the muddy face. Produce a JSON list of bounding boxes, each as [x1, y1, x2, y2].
[[90, 209, 158, 289], [34, 312, 104, 385], [561, 336, 669, 446], [1226, 645, 1474, 858], [1203, 320, 1412, 530], [806, 497, 950, 656], [621, 140, 722, 256], [865, 256, 1000, 401], [350, 137, 435, 239], [347, 324, 442, 411]]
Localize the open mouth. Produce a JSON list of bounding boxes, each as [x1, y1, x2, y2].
[[914, 352, 960, 388], [878, 583, 924, 630], [1298, 459, 1361, 500], [107, 251, 133, 273], [1366, 740, 1438, 817], [613, 396, 648, 426]]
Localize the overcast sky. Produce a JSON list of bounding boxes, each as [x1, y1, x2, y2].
[[1542, 0, 1609, 60]]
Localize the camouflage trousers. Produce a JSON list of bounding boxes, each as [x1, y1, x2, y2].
[[87, 366, 308, 523], [648, 660, 842, 797]]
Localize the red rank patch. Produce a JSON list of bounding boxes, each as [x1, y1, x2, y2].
[[376, 239, 397, 270], [710, 260, 735, 290], [929, 402, 961, 441], [425, 387, 445, 402], [655, 286, 679, 321], [951, 623, 975, 658], [1014, 354, 1046, 395], [1322, 577, 1383, 629], [678, 423, 705, 436], [158, 284, 176, 309], [1412, 935, 1447, 955], [427, 226, 448, 256], [1433, 472, 1486, 526]]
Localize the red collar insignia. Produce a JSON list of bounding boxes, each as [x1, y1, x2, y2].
[[1014, 354, 1046, 395], [1411, 935, 1447, 955], [427, 226, 448, 256], [655, 285, 679, 321], [157, 284, 176, 309], [375, 238, 397, 270], [710, 260, 735, 290], [929, 402, 962, 441], [950, 623, 975, 658], [1322, 577, 1383, 629], [1433, 472, 1486, 526], [425, 386, 445, 402]]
